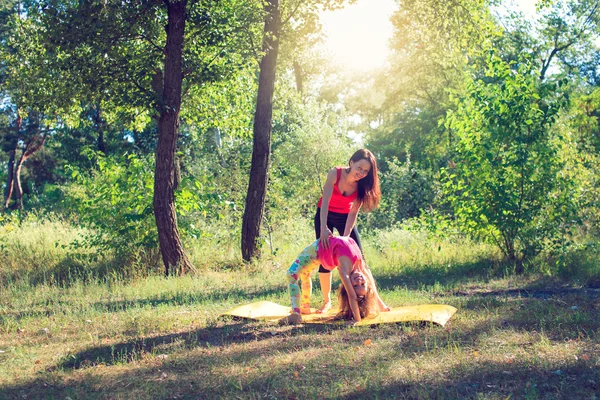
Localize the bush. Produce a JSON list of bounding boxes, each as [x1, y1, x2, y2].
[[443, 54, 576, 272], [362, 156, 436, 231], [62, 152, 158, 260]]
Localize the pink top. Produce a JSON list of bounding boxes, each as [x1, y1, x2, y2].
[[317, 236, 363, 271], [317, 167, 358, 214]]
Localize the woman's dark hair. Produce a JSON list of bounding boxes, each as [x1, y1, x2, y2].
[[349, 149, 380, 211]]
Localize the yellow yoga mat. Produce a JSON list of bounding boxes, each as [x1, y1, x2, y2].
[[221, 300, 457, 327]]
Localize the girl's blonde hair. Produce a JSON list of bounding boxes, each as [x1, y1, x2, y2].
[[335, 262, 378, 321]]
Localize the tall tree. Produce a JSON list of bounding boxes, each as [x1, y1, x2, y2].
[[241, 0, 281, 261], [360, 0, 498, 169], [0, 1, 70, 209], [537, 0, 600, 80], [444, 54, 572, 272], [240, 0, 350, 261], [153, 0, 191, 274], [3, 113, 49, 209], [496, 0, 600, 81], [39, 0, 260, 273]]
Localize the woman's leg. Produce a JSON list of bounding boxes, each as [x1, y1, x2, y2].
[[348, 226, 364, 257], [287, 240, 321, 315]]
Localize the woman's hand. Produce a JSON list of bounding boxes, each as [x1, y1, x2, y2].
[[319, 227, 332, 249]]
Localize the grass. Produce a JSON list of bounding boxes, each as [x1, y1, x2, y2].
[[1, 218, 599, 399]]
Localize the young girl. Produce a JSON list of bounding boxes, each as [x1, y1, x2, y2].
[[281, 236, 389, 325]]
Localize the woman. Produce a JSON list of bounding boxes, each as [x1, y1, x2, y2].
[[315, 149, 381, 313]]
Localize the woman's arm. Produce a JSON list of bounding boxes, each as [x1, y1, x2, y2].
[[343, 201, 361, 237], [338, 259, 361, 323], [319, 169, 337, 249]]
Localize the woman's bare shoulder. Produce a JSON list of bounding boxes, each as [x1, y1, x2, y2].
[[325, 167, 339, 179]]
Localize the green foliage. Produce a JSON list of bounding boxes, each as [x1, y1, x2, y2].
[[60, 149, 232, 260], [443, 54, 576, 269], [269, 88, 355, 221], [494, 0, 600, 84], [175, 168, 235, 242], [363, 156, 436, 230], [569, 88, 600, 153], [556, 87, 600, 237], [37, 0, 261, 116], [0, 211, 138, 286], [362, 0, 499, 171], [63, 152, 157, 259], [553, 241, 600, 284]]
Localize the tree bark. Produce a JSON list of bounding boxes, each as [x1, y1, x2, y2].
[[293, 60, 303, 93], [4, 147, 17, 210], [11, 128, 48, 209], [154, 0, 193, 276], [93, 104, 107, 154], [241, 0, 281, 261], [3, 115, 21, 210]]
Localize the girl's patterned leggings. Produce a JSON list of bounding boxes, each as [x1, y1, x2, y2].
[[287, 240, 321, 314]]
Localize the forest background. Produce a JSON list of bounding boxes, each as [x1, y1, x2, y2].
[[2, 0, 599, 282], [2, 0, 600, 398]]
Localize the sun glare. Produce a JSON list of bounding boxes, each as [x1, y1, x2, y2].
[[319, 0, 397, 73]]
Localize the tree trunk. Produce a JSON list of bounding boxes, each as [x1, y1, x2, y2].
[[154, 0, 193, 276], [293, 60, 303, 93], [3, 115, 21, 210], [13, 153, 26, 210], [515, 258, 524, 275], [241, 0, 281, 261], [4, 147, 17, 210], [93, 104, 107, 154], [11, 129, 48, 209]]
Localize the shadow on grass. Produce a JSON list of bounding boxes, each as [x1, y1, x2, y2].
[[1, 252, 161, 290], [56, 319, 342, 370], [374, 256, 600, 295], [373, 258, 509, 292], [336, 360, 600, 399], [87, 286, 285, 313], [2, 285, 285, 322], [2, 294, 599, 399]]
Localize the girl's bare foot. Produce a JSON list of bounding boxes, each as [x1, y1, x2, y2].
[[316, 301, 332, 314], [378, 301, 391, 312], [279, 313, 302, 325]]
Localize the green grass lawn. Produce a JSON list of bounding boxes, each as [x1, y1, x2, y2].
[[1, 221, 599, 399], [2, 271, 599, 399]]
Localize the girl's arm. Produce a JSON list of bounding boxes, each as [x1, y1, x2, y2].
[[363, 266, 391, 312], [338, 261, 361, 323], [343, 201, 361, 236], [319, 169, 337, 250]]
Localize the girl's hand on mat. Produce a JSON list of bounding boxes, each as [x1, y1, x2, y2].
[[378, 299, 391, 312]]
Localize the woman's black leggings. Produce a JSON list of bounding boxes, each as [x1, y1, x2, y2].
[[314, 207, 363, 273]]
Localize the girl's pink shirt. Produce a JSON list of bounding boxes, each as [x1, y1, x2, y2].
[[317, 236, 363, 271]]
